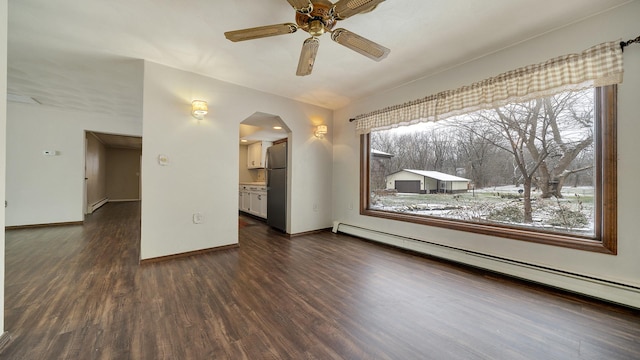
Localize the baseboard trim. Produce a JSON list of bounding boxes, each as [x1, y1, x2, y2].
[[6, 221, 84, 230], [88, 197, 109, 213], [289, 227, 332, 238], [108, 199, 141, 203], [140, 244, 239, 265], [0, 332, 11, 350], [336, 222, 640, 309], [239, 212, 267, 222]]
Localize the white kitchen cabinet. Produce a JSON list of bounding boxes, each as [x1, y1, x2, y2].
[[239, 184, 267, 219], [247, 141, 272, 169], [249, 191, 267, 218], [241, 190, 251, 212], [257, 192, 268, 218]]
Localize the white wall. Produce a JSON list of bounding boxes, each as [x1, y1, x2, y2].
[[333, 2, 640, 289], [140, 61, 333, 260], [106, 147, 142, 201], [238, 145, 252, 183], [1, 0, 8, 334], [6, 103, 142, 226], [85, 133, 108, 208]]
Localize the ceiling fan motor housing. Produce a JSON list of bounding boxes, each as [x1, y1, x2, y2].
[[295, 0, 336, 36]]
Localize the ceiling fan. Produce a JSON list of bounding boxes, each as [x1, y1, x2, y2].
[[224, 0, 390, 76]]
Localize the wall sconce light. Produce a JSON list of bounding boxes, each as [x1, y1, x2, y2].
[[191, 100, 208, 120], [315, 124, 328, 138]]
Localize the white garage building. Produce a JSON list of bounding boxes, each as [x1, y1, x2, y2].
[[386, 169, 470, 194]]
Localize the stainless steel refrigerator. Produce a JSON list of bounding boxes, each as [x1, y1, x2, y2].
[[266, 142, 287, 232]]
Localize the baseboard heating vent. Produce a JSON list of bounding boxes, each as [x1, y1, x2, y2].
[[334, 222, 640, 309], [88, 197, 109, 213]]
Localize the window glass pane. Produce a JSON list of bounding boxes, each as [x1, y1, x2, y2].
[[369, 89, 596, 238]]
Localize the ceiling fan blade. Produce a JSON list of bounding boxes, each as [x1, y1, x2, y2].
[[286, 0, 313, 14], [331, 28, 390, 61], [224, 23, 298, 42], [296, 37, 320, 76], [332, 0, 386, 20]]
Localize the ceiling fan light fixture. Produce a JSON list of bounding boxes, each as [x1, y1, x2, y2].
[[297, 37, 320, 76], [308, 19, 325, 37]]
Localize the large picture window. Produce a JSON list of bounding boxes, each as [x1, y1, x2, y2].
[[360, 86, 616, 254]]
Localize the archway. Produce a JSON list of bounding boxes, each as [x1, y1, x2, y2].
[[238, 112, 292, 233]]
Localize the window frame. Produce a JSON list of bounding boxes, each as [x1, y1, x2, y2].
[[359, 86, 617, 254]]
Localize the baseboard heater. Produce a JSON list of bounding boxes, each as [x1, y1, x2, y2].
[[333, 222, 640, 309], [88, 197, 109, 213]]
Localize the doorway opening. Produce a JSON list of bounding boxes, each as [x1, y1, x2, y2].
[[84, 131, 142, 216], [238, 112, 291, 233]]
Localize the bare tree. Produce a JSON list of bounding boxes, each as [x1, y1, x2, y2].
[[429, 129, 455, 172], [492, 101, 550, 222], [457, 103, 545, 222], [457, 90, 594, 221], [370, 131, 397, 190], [454, 121, 502, 188], [534, 90, 594, 198], [370, 131, 395, 155], [382, 131, 433, 172]]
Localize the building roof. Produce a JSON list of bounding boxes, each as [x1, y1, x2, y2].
[[371, 149, 394, 158], [392, 169, 470, 182]]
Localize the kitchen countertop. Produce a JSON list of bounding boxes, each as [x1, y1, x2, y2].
[[240, 182, 266, 186]]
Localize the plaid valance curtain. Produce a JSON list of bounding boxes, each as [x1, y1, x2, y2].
[[354, 40, 624, 135]]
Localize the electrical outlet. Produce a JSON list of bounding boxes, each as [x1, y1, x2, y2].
[[193, 212, 204, 224], [313, 203, 318, 212]]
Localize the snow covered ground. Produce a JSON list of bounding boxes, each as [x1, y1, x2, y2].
[[371, 185, 595, 236], [473, 185, 594, 196]]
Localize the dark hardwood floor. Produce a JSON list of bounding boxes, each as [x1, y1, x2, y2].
[[3, 202, 640, 359]]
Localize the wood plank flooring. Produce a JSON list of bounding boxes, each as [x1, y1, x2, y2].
[[3, 202, 640, 359]]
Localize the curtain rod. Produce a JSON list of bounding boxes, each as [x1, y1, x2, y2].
[[348, 34, 640, 123], [620, 35, 640, 52]]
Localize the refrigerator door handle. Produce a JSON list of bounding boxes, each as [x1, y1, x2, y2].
[[265, 148, 270, 188], [265, 147, 270, 170]]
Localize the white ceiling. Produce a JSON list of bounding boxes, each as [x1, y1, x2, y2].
[[89, 132, 142, 150], [7, 0, 634, 119], [239, 112, 289, 144]]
